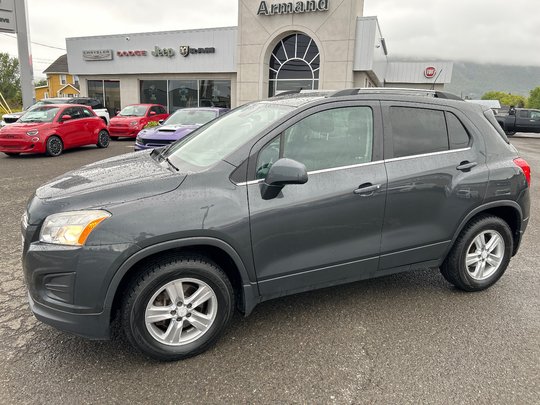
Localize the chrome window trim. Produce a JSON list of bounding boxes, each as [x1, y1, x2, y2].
[[385, 147, 471, 163], [235, 160, 381, 186], [235, 147, 472, 186]]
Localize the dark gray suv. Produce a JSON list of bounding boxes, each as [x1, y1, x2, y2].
[[22, 89, 531, 361]]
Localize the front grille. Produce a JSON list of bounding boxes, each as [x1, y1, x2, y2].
[[141, 139, 173, 146], [0, 133, 24, 139]]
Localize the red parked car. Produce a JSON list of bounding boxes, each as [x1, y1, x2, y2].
[[0, 104, 110, 157], [109, 104, 169, 139]]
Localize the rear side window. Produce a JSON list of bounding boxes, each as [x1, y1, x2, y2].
[[446, 112, 470, 149], [81, 107, 94, 118], [390, 107, 448, 158]]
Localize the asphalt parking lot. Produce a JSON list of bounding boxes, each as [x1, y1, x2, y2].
[[0, 136, 538, 404]]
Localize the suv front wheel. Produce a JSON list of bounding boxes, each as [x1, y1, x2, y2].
[[441, 215, 513, 291], [121, 255, 235, 361]]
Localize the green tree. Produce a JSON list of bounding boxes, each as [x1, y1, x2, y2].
[[527, 87, 540, 109], [0, 52, 22, 110], [34, 78, 47, 87], [481, 91, 527, 108]]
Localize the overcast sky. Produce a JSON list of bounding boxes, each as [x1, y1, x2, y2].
[[1, 0, 539, 78]]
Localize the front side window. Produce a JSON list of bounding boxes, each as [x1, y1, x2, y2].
[[62, 107, 82, 120], [517, 110, 530, 118], [256, 107, 374, 178], [390, 107, 448, 158]]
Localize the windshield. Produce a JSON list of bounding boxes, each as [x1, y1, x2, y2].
[[165, 109, 217, 126], [19, 106, 60, 123], [118, 105, 148, 117], [165, 102, 294, 168]]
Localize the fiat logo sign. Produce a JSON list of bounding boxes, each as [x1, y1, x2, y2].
[[424, 66, 437, 78]]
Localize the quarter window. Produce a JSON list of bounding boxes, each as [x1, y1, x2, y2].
[[446, 112, 470, 149], [256, 107, 373, 178], [389, 107, 448, 158]]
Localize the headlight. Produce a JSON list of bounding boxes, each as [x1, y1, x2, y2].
[[129, 121, 139, 126], [135, 135, 142, 143], [27, 129, 39, 136], [40, 210, 111, 246]]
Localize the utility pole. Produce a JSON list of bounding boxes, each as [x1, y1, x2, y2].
[[0, 0, 35, 108]]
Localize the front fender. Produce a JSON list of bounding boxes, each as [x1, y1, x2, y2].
[[102, 237, 260, 319]]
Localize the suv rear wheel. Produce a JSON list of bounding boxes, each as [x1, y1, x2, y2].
[[441, 215, 513, 291], [121, 255, 234, 361]]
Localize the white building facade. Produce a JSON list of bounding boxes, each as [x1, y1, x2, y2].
[[65, 0, 453, 113]]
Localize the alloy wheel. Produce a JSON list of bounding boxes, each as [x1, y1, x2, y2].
[[144, 278, 218, 346], [465, 230, 505, 281]]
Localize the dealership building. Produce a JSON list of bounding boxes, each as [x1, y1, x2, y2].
[[65, 0, 453, 113]]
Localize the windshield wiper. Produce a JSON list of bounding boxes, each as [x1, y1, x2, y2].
[[165, 157, 179, 171]]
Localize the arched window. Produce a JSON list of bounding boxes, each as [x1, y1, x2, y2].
[[269, 33, 320, 97]]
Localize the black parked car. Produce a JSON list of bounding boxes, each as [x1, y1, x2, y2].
[[22, 89, 531, 361]]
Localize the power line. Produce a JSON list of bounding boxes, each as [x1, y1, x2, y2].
[[0, 33, 66, 51]]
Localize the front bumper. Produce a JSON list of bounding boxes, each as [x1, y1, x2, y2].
[[109, 127, 140, 138], [23, 237, 138, 339], [28, 292, 110, 339], [0, 135, 44, 153]]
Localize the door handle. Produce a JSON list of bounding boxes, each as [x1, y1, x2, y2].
[[456, 161, 477, 171], [353, 183, 381, 196]]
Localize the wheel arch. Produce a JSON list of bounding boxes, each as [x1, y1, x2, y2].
[[444, 201, 523, 262], [106, 237, 259, 325]]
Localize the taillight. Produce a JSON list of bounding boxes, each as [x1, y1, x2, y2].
[[513, 157, 531, 186]]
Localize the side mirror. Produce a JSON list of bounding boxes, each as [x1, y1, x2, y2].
[[260, 158, 308, 200], [509, 108, 516, 116], [149, 111, 157, 116], [158, 119, 164, 125], [61, 115, 72, 121]]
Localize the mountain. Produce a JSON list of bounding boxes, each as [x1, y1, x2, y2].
[[445, 62, 540, 99]]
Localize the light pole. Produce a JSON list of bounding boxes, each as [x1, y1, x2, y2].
[[0, 0, 35, 108]]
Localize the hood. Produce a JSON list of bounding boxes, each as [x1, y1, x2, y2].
[[31, 151, 186, 220], [139, 124, 199, 141], [110, 115, 144, 123], [0, 121, 52, 132]]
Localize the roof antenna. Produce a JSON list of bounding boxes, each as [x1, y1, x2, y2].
[[430, 68, 443, 90]]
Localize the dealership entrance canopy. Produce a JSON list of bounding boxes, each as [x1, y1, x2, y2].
[[65, 0, 453, 111]]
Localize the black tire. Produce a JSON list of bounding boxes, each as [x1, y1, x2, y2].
[[45, 135, 63, 157], [121, 255, 234, 361], [111, 136, 119, 140], [441, 215, 513, 292], [96, 130, 110, 148], [505, 131, 515, 136], [4, 152, 20, 157]]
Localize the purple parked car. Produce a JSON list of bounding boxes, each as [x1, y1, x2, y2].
[[134, 107, 229, 151]]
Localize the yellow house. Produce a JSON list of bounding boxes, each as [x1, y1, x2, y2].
[[35, 54, 80, 100]]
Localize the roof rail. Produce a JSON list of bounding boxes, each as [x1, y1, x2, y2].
[[330, 87, 463, 100], [270, 89, 302, 98]]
